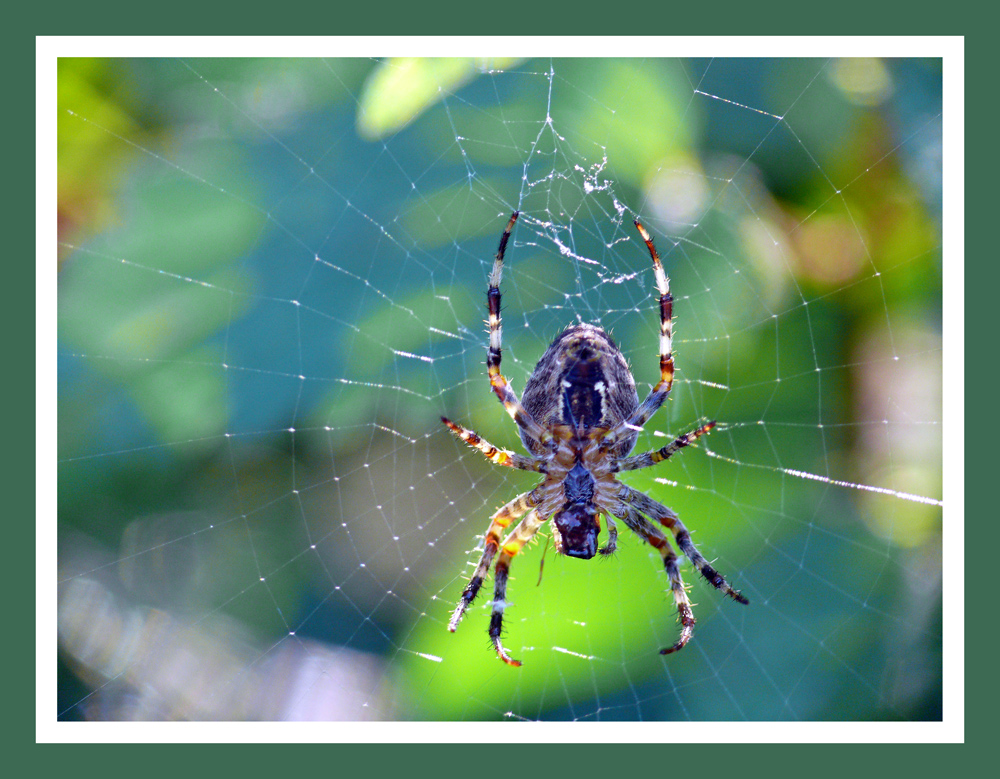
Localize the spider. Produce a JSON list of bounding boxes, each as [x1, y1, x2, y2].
[[442, 212, 748, 666]]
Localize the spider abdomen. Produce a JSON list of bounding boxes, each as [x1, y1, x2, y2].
[[520, 323, 640, 457]]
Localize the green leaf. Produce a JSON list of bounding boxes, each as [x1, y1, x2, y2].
[[357, 58, 522, 140]]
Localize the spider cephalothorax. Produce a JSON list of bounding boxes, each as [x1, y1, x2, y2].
[[442, 212, 747, 666], [552, 460, 600, 558]]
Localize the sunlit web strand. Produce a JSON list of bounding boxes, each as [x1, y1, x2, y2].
[[706, 450, 942, 507]]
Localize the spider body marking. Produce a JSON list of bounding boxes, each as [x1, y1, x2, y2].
[[443, 212, 747, 666]]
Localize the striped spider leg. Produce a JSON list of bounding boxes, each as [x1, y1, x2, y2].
[[440, 416, 545, 473], [611, 504, 697, 653], [486, 507, 548, 666], [599, 219, 676, 454], [448, 485, 546, 635], [596, 476, 747, 654], [484, 211, 553, 454], [617, 485, 748, 607]]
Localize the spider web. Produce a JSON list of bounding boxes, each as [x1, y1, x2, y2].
[[47, 41, 956, 733]]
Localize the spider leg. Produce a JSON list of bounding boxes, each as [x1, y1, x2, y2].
[[619, 485, 748, 605], [441, 416, 545, 472], [598, 513, 618, 556], [486, 212, 553, 450], [614, 421, 716, 473], [489, 508, 547, 666], [601, 219, 675, 449], [449, 486, 544, 632], [612, 504, 696, 654]]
